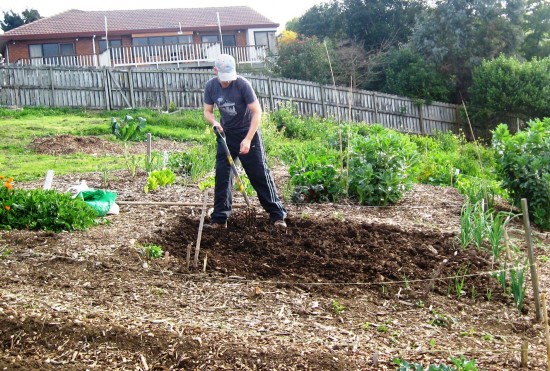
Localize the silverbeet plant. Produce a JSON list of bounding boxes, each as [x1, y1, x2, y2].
[[111, 115, 146, 141]]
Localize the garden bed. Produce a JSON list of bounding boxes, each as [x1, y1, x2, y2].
[[1, 135, 549, 370]]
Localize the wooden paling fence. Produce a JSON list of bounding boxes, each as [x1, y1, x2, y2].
[[0, 65, 462, 136]]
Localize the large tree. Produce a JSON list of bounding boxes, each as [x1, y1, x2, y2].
[[521, 0, 550, 60], [295, 0, 425, 52], [411, 0, 525, 102], [1, 8, 41, 32]]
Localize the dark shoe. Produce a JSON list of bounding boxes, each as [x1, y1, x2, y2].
[[273, 219, 287, 229], [204, 221, 227, 229]]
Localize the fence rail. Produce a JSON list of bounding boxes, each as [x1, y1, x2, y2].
[[0, 65, 463, 136]]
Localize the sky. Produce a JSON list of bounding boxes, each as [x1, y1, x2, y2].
[[0, 0, 324, 33]]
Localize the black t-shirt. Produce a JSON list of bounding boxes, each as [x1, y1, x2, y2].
[[204, 76, 258, 130]]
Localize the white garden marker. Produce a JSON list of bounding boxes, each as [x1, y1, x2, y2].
[[43, 170, 54, 190]]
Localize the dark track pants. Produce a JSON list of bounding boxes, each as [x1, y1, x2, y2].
[[211, 128, 287, 223]]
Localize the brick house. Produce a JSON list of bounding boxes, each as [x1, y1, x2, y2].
[[0, 6, 278, 68]]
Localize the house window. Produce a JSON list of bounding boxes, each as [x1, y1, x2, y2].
[[201, 35, 235, 47], [99, 39, 122, 54], [132, 35, 192, 46], [28, 43, 75, 64], [254, 31, 277, 53]]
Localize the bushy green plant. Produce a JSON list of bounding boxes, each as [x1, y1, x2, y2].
[[111, 115, 146, 141], [144, 169, 176, 193], [168, 152, 194, 176], [412, 132, 497, 188], [0, 177, 97, 231], [492, 119, 550, 229], [271, 103, 328, 141], [142, 244, 163, 260], [289, 153, 344, 202], [348, 125, 418, 206]]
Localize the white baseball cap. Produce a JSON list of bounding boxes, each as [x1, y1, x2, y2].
[[215, 54, 237, 82]]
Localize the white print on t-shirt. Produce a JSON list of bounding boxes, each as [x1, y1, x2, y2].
[[217, 98, 237, 117]]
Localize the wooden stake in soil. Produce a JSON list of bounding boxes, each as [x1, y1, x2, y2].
[[542, 292, 550, 371], [146, 133, 152, 172], [521, 340, 528, 368], [194, 190, 209, 268], [521, 198, 542, 322]]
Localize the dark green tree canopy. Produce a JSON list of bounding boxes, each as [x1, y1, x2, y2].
[[1, 8, 41, 32], [521, 0, 550, 60], [295, 0, 425, 51], [411, 0, 525, 101]]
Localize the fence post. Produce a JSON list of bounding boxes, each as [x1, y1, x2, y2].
[[320, 85, 326, 119], [128, 69, 135, 108], [49, 67, 56, 107], [373, 92, 379, 124], [418, 103, 425, 135], [267, 77, 275, 112], [103, 68, 111, 111], [162, 71, 169, 110]]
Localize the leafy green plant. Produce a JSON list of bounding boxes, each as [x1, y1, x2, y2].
[[198, 175, 215, 191], [429, 308, 455, 328], [0, 178, 97, 232], [492, 119, 550, 229], [331, 299, 346, 315], [394, 355, 478, 371], [142, 244, 163, 260], [168, 152, 194, 176], [168, 101, 177, 113], [111, 115, 146, 141], [290, 153, 344, 202], [0, 246, 13, 259], [348, 125, 418, 206], [144, 169, 176, 193]]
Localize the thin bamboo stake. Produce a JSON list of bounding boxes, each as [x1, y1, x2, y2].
[[542, 292, 550, 371], [324, 40, 343, 175], [521, 198, 542, 322], [146, 133, 152, 172], [194, 190, 208, 268]]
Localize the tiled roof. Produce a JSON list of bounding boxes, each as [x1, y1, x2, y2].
[[1, 6, 277, 38]]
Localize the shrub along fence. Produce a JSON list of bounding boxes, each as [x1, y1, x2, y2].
[[0, 65, 464, 136]]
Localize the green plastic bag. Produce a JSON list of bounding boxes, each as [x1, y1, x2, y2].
[[77, 189, 117, 217]]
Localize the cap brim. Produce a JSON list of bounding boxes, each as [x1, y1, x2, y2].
[[218, 71, 237, 82]]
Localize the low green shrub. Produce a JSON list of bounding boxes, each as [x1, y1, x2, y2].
[[0, 177, 97, 231]]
